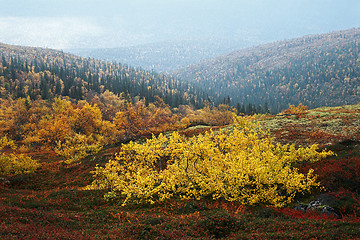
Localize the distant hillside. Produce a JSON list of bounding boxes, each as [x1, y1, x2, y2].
[[0, 43, 207, 108], [69, 39, 257, 73], [173, 28, 360, 113]]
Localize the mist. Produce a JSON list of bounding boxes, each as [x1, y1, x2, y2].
[[0, 0, 359, 50]]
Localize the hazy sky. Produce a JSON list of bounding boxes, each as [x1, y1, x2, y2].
[[0, 0, 359, 49]]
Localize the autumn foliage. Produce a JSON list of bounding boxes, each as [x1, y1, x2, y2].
[[0, 94, 236, 165], [88, 115, 333, 207], [0, 136, 39, 175], [280, 103, 309, 117], [1, 102, 360, 239]]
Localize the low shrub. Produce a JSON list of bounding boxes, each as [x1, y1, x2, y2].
[[300, 157, 360, 192], [0, 136, 39, 175], [88, 115, 333, 207]]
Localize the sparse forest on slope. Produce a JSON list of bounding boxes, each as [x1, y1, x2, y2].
[[174, 28, 360, 113], [70, 39, 256, 73], [0, 43, 207, 108]]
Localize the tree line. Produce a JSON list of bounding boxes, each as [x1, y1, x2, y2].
[[0, 44, 208, 109]]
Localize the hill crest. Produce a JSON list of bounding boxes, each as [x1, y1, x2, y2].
[[174, 28, 360, 112]]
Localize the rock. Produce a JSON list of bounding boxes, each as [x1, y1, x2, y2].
[[294, 203, 307, 212], [294, 194, 341, 218]]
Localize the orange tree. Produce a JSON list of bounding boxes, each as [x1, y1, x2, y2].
[[113, 98, 186, 142], [18, 98, 114, 164], [280, 103, 309, 118]]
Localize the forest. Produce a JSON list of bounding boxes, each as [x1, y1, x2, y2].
[[174, 28, 360, 112], [0, 42, 209, 108]]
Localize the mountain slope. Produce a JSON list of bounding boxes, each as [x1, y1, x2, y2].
[[0, 43, 207, 108], [173, 28, 360, 112], [69, 39, 257, 73]]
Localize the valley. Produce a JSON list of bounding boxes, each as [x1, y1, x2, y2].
[[1, 28, 360, 239]]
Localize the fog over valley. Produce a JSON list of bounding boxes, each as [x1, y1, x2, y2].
[[1, 0, 359, 50]]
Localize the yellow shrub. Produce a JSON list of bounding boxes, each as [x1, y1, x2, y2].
[[88, 115, 333, 207], [0, 135, 16, 151], [0, 136, 39, 175], [0, 154, 40, 175], [55, 133, 103, 164]]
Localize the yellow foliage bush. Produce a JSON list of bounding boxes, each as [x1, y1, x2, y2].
[[0, 136, 39, 175], [0, 154, 40, 175], [0, 135, 17, 151], [55, 134, 103, 164], [88, 115, 334, 207]]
